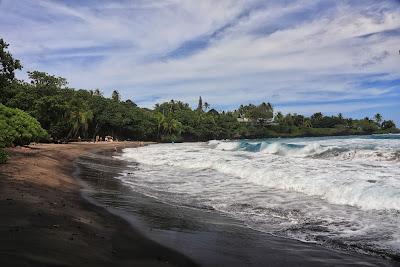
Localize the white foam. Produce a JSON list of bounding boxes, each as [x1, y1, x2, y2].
[[208, 140, 241, 151], [117, 136, 400, 256], [259, 142, 328, 156], [120, 142, 400, 211]]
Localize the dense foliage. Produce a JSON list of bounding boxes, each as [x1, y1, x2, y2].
[[0, 149, 7, 164], [0, 38, 398, 145], [0, 104, 47, 163], [0, 104, 47, 147]]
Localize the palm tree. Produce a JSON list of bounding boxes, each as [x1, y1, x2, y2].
[[162, 116, 182, 135], [69, 109, 93, 139], [154, 112, 165, 139], [374, 113, 382, 126]]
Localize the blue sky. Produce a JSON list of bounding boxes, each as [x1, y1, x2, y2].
[[0, 0, 399, 124]]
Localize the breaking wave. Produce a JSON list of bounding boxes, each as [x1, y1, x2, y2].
[[209, 139, 400, 162], [117, 135, 400, 258]]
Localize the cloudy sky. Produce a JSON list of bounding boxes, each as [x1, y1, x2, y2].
[[1, 0, 399, 123]]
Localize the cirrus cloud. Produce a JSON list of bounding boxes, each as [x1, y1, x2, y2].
[[0, 0, 399, 123]]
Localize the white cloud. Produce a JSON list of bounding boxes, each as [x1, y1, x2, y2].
[[0, 0, 399, 115]]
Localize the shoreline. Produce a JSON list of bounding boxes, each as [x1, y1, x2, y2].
[[77, 146, 399, 266], [1, 142, 398, 266], [0, 142, 196, 266]]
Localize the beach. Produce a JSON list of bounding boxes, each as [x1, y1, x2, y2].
[[1, 1, 399, 265], [0, 141, 398, 266], [78, 143, 399, 266], [0, 142, 196, 267]]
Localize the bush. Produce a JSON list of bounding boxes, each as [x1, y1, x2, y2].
[[381, 120, 396, 130], [0, 104, 47, 147], [0, 149, 7, 164]]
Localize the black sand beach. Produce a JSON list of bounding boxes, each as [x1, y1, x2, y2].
[[1, 143, 398, 266], [0, 143, 196, 267], [76, 148, 400, 267]]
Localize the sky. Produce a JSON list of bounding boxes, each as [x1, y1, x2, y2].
[[0, 0, 399, 124]]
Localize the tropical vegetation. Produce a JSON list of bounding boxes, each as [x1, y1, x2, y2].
[[0, 37, 398, 156], [0, 104, 47, 162]]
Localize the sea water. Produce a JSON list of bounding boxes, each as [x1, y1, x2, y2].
[[117, 134, 400, 258]]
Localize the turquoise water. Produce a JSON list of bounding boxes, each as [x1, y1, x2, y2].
[[239, 134, 400, 152], [118, 134, 400, 259]]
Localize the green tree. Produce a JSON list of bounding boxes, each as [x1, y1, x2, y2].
[[125, 99, 137, 107], [112, 90, 120, 101], [374, 113, 382, 126], [274, 112, 284, 123], [154, 112, 165, 139], [0, 39, 22, 84], [31, 95, 69, 138], [355, 118, 379, 133], [28, 71, 67, 89], [381, 120, 396, 130], [1, 37, 399, 143], [162, 115, 182, 135], [0, 39, 22, 104], [236, 103, 273, 122], [68, 105, 93, 138]]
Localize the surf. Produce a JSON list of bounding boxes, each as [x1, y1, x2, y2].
[[117, 135, 400, 258]]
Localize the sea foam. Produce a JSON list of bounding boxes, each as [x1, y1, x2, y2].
[[117, 135, 400, 257]]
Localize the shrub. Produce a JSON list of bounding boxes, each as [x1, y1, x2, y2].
[[381, 120, 396, 130], [0, 104, 47, 147], [0, 149, 7, 164]]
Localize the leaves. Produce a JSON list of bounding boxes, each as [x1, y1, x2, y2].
[[0, 104, 47, 147], [0, 39, 22, 84], [0, 37, 397, 143]]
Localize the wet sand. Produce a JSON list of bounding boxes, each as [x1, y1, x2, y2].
[[77, 149, 400, 267], [1, 142, 399, 266], [0, 142, 196, 266]]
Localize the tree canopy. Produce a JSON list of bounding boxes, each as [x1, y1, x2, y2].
[[0, 37, 398, 145]]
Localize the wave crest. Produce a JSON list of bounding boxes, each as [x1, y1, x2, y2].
[[208, 140, 400, 162]]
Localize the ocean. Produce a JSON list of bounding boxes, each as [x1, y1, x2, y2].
[[117, 134, 400, 259]]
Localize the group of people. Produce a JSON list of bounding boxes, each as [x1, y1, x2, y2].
[[94, 135, 115, 142]]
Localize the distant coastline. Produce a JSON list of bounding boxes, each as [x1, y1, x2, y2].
[[1, 37, 399, 160]]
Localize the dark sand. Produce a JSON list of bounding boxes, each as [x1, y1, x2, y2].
[[1, 143, 399, 267], [0, 143, 196, 266], [77, 149, 400, 267]]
